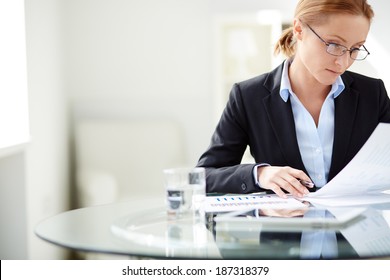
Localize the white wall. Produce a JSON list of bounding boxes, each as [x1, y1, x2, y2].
[[65, 0, 215, 164], [343, 0, 389, 89], [0, 153, 27, 259]]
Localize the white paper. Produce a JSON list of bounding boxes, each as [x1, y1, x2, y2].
[[204, 194, 306, 213], [305, 192, 390, 207], [306, 123, 390, 204]]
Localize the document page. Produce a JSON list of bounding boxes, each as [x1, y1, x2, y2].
[[204, 194, 306, 213], [306, 192, 390, 206], [308, 123, 390, 199]]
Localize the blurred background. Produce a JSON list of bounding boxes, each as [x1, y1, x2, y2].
[[0, 0, 389, 259]]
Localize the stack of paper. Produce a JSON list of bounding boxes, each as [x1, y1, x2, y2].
[[306, 123, 390, 206]]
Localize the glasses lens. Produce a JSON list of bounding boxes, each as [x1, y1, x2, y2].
[[351, 49, 368, 60], [326, 44, 347, 56]]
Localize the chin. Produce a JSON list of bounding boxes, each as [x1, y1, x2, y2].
[[320, 72, 340, 85]]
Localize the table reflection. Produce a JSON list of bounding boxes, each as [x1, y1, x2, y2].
[[212, 204, 390, 259], [35, 197, 390, 259]]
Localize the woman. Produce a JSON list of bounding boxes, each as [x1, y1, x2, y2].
[[197, 0, 390, 198]]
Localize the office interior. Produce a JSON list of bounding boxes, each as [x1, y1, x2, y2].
[[0, 0, 389, 260]]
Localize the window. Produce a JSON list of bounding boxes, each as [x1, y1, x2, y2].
[[0, 0, 30, 152]]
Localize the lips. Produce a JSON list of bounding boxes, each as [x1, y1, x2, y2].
[[326, 69, 342, 75]]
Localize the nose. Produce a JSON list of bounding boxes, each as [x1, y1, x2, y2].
[[335, 52, 352, 69]]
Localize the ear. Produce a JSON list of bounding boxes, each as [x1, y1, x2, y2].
[[293, 18, 304, 40]]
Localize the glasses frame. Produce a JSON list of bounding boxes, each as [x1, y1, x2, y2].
[[306, 24, 370, 61]]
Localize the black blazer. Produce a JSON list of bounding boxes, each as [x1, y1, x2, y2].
[[197, 63, 390, 194]]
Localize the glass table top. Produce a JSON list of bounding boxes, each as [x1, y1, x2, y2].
[[35, 197, 390, 259]]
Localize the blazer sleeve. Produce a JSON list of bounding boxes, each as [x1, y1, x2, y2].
[[378, 79, 390, 123], [197, 83, 260, 194]]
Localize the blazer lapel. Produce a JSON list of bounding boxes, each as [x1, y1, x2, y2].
[[260, 65, 358, 180], [328, 73, 359, 180], [262, 65, 307, 173]]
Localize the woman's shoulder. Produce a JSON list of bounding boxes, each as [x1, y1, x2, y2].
[[342, 70, 383, 84], [342, 71, 388, 100]]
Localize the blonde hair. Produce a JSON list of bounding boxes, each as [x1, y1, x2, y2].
[[274, 0, 375, 58]]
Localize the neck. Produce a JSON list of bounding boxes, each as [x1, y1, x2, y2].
[[288, 59, 332, 126], [288, 60, 331, 101]]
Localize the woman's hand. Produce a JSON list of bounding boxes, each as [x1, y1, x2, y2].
[[257, 166, 314, 198]]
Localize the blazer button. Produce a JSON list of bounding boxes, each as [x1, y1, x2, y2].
[[241, 183, 247, 191]]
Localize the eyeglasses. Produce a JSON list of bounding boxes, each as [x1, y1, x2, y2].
[[306, 24, 370, 61]]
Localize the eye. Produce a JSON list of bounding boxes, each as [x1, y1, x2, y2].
[[330, 43, 344, 49], [327, 43, 346, 52]]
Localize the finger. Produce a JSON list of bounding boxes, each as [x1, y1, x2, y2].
[[269, 176, 294, 195], [268, 183, 288, 199], [285, 176, 310, 196], [288, 168, 314, 188], [273, 176, 306, 198]]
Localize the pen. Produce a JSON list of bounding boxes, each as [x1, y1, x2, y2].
[[299, 179, 315, 188]]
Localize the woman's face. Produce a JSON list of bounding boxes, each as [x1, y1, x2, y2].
[[294, 13, 370, 86]]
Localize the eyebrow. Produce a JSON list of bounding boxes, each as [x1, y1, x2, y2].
[[327, 34, 366, 46]]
